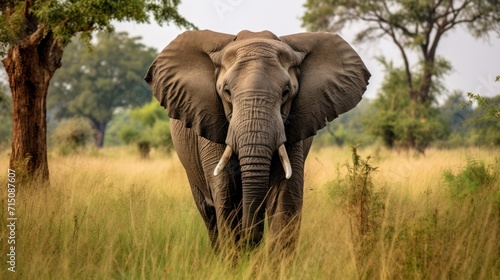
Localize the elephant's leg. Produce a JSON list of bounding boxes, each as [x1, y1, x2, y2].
[[267, 137, 313, 251], [197, 136, 242, 247], [188, 180, 218, 248], [170, 120, 219, 248]]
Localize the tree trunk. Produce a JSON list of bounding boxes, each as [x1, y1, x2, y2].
[[90, 119, 108, 148], [418, 63, 433, 105], [3, 30, 63, 182]]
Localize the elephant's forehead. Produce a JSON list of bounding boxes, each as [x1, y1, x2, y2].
[[222, 39, 296, 66]]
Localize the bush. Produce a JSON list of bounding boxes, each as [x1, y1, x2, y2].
[[118, 125, 141, 145], [109, 100, 173, 158], [151, 119, 172, 152], [52, 118, 93, 155], [444, 158, 499, 200], [325, 146, 384, 265]]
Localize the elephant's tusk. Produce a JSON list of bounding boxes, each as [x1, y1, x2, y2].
[[214, 145, 233, 176], [278, 144, 292, 179]]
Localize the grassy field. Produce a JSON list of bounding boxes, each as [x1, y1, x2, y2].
[[0, 145, 499, 279]]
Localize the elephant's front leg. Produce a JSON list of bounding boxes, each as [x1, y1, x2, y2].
[[267, 138, 313, 251], [198, 137, 243, 248], [170, 120, 220, 248]]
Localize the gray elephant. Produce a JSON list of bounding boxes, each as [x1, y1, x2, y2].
[[145, 30, 370, 250]]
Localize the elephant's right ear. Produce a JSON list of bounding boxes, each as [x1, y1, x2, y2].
[[145, 30, 235, 143]]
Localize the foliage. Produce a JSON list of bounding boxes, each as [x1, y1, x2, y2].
[[344, 147, 382, 239], [302, 0, 500, 152], [455, 76, 500, 147], [366, 61, 448, 152], [48, 31, 157, 147], [444, 158, 499, 200], [0, 0, 195, 57], [326, 146, 384, 268], [465, 75, 500, 121], [51, 118, 93, 155], [302, 0, 500, 105], [111, 99, 172, 157], [467, 95, 500, 147]]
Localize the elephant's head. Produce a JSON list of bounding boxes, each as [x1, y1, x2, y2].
[[145, 30, 370, 245]]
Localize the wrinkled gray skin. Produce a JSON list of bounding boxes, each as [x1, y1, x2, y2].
[[145, 30, 370, 250]]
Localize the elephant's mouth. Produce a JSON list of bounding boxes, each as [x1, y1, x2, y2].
[[213, 144, 292, 179]]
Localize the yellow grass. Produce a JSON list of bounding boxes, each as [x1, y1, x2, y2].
[[0, 146, 498, 279]]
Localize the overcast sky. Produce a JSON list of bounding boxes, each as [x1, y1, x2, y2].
[[117, 0, 497, 100]]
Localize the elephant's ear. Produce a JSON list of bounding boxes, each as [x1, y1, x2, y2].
[[145, 30, 235, 143], [280, 32, 371, 144]]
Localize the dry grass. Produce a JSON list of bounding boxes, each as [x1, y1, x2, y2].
[[0, 145, 498, 279]]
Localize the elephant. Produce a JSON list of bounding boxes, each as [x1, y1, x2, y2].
[[145, 30, 370, 250]]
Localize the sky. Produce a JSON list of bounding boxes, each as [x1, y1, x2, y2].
[[115, 0, 500, 101]]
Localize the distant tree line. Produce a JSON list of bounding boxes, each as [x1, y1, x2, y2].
[[1, 30, 499, 157], [314, 73, 500, 151]]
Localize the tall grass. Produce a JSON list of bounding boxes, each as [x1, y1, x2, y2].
[[0, 146, 498, 279]]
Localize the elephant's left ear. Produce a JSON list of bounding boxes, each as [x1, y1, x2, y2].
[[280, 32, 371, 144]]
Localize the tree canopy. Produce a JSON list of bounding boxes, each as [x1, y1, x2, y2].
[[48, 31, 157, 147], [302, 0, 500, 106], [366, 60, 448, 152], [0, 0, 194, 56]]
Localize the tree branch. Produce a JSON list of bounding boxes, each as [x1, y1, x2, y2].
[[377, 20, 414, 92]]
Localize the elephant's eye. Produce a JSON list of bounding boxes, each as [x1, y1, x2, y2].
[[282, 86, 290, 98], [223, 85, 231, 97]]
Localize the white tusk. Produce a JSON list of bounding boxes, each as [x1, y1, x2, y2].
[[214, 145, 233, 176], [278, 144, 292, 179]]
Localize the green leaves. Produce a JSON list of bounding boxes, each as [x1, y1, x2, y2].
[[112, 99, 173, 153], [444, 158, 498, 200], [1, 0, 195, 54], [366, 60, 448, 152]]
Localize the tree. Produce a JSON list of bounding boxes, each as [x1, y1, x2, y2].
[[48, 32, 156, 147], [302, 0, 500, 112], [1, 0, 194, 181], [366, 61, 448, 152]]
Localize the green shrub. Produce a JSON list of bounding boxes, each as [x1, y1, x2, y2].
[[52, 118, 93, 155], [118, 125, 142, 145], [325, 146, 384, 266], [444, 158, 498, 199], [111, 99, 173, 158], [152, 119, 172, 152]]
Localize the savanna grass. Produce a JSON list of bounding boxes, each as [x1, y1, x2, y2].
[[0, 146, 498, 279]]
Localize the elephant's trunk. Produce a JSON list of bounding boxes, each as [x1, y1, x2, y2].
[[238, 143, 273, 247], [217, 95, 290, 247]]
